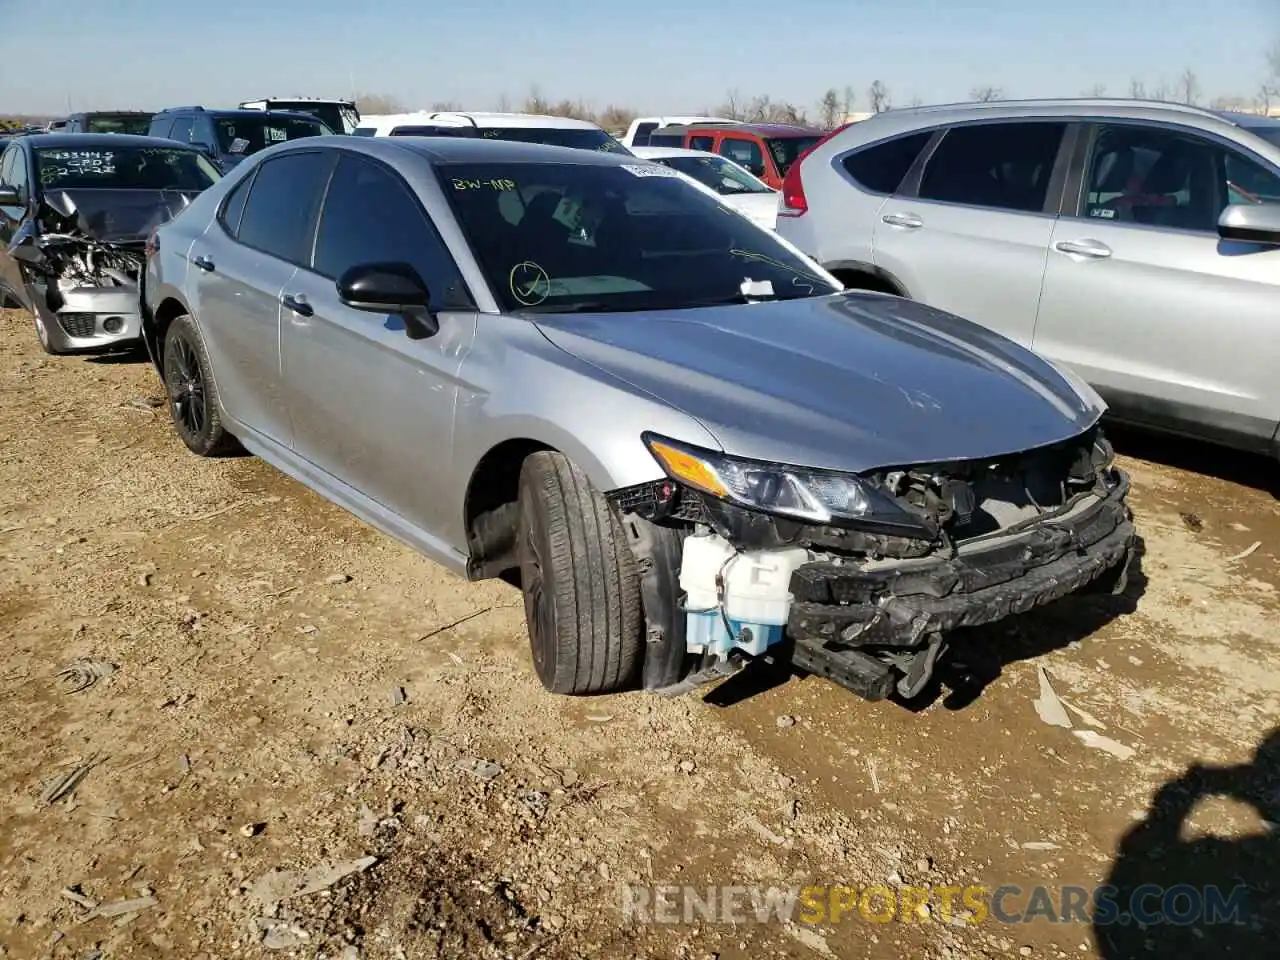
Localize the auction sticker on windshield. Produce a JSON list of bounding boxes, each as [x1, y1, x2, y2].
[[39, 150, 117, 183], [620, 163, 680, 178]]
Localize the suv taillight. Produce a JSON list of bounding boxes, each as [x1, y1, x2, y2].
[[778, 123, 852, 218]]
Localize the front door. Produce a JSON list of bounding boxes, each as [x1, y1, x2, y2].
[[189, 149, 334, 447], [1032, 122, 1280, 449], [279, 151, 477, 542], [0, 145, 32, 305], [872, 120, 1071, 347]]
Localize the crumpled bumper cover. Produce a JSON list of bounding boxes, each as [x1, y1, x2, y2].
[[788, 469, 1135, 650]]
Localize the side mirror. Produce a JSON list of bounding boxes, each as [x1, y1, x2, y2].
[[0, 185, 21, 205], [1217, 203, 1280, 246], [336, 262, 438, 339]]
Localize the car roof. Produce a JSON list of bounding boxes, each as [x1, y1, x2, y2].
[[630, 145, 720, 159], [274, 134, 637, 167], [70, 110, 152, 117], [157, 107, 325, 121], [654, 121, 822, 137], [425, 111, 604, 130], [18, 132, 205, 150]]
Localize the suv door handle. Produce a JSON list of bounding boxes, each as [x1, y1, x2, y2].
[[279, 292, 313, 317], [1054, 239, 1112, 259], [881, 212, 923, 229], [190, 254, 215, 271]]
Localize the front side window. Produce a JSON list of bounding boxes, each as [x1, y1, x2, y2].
[[841, 131, 933, 195], [1078, 124, 1280, 231], [213, 115, 329, 158], [235, 151, 334, 263], [688, 135, 715, 151], [765, 135, 822, 178], [717, 136, 766, 177], [34, 146, 219, 190], [918, 121, 1067, 213], [312, 154, 468, 306], [84, 114, 151, 135], [654, 154, 773, 195], [437, 160, 838, 314]]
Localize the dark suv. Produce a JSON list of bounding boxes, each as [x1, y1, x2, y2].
[[147, 106, 332, 171], [64, 111, 153, 135]]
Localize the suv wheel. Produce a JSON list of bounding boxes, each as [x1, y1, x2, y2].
[[516, 451, 644, 695], [161, 313, 239, 457]]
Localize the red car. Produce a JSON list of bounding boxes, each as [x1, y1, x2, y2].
[[646, 122, 825, 190]]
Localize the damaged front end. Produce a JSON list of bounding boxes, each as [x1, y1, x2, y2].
[[9, 190, 191, 352], [607, 427, 1135, 702]]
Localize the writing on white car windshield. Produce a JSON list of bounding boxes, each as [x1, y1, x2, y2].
[[35, 147, 220, 190], [437, 161, 837, 314], [214, 116, 330, 155], [653, 154, 773, 195]]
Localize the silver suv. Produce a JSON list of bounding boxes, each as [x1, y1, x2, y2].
[[776, 99, 1280, 461]]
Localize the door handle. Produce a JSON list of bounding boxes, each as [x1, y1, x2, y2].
[[279, 292, 313, 317], [1054, 239, 1112, 259], [190, 254, 215, 271], [881, 212, 923, 229]]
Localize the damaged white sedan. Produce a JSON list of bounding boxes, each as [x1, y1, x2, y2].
[[0, 133, 219, 355]]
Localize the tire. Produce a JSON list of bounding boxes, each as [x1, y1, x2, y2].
[[161, 312, 239, 457], [516, 451, 644, 695], [32, 305, 64, 356]]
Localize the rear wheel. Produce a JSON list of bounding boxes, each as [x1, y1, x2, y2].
[[516, 451, 644, 695], [161, 313, 239, 457]]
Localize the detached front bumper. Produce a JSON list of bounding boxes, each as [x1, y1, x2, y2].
[[786, 470, 1135, 697]]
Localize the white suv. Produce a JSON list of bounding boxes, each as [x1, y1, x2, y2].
[[775, 99, 1280, 460], [350, 111, 632, 155]]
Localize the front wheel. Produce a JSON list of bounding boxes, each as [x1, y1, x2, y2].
[[516, 451, 644, 695], [161, 313, 240, 457], [32, 305, 63, 356]]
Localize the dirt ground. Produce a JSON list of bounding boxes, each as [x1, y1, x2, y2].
[[1, 306, 1278, 960]]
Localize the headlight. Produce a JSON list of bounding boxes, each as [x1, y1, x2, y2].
[[642, 433, 928, 532]]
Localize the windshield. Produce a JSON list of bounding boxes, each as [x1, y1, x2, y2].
[[652, 154, 773, 195], [438, 161, 836, 314], [83, 114, 152, 135], [1243, 125, 1280, 150], [765, 135, 822, 177], [34, 146, 220, 190], [212, 115, 330, 156], [258, 101, 355, 134]]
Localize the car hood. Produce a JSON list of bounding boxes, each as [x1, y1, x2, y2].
[[40, 188, 204, 243], [721, 192, 779, 229], [532, 292, 1105, 474]]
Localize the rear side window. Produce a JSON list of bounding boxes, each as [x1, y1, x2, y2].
[[841, 131, 933, 195], [236, 151, 335, 264], [688, 135, 715, 151], [918, 121, 1067, 213], [149, 117, 173, 139], [168, 116, 194, 143], [631, 122, 657, 146], [218, 171, 254, 236], [352, 127, 376, 137]]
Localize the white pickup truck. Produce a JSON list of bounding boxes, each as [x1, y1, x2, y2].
[[621, 115, 739, 148]]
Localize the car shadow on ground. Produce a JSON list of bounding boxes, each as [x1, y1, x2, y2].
[[83, 343, 151, 365], [898, 534, 1149, 712], [1106, 422, 1280, 497], [1093, 727, 1279, 958]]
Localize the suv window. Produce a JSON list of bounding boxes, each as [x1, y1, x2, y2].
[[236, 151, 334, 263], [1079, 123, 1280, 231], [168, 116, 194, 143], [632, 122, 657, 145], [148, 117, 173, 139], [718, 136, 766, 177], [842, 131, 933, 195], [312, 154, 468, 305], [918, 121, 1066, 213], [688, 135, 715, 151]]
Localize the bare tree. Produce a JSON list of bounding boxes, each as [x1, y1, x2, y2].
[[841, 85, 856, 118], [719, 89, 745, 121], [817, 88, 843, 129], [1151, 80, 1172, 101], [1258, 84, 1275, 115], [868, 80, 890, 113], [597, 104, 638, 134], [908, 95, 924, 107], [522, 85, 550, 115], [1083, 83, 1107, 97], [429, 100, 461, 112], [495, 92, 512, 112], [1177, 68, 1201, 105], [969, 85, 1002, 102], [1128, 79, 1146, 99], [354, 92, 403, 113]]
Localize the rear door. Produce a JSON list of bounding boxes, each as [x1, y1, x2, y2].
[[871, 119, 1074, 347], [187, 150, 335, 448], [1032, 122, 1280, 448], [279, 151, 477, 541]]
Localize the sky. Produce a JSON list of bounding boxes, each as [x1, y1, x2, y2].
[[1, 0, 1277, 117]]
